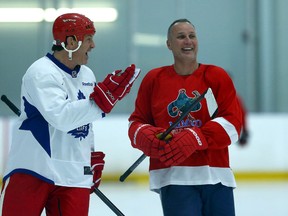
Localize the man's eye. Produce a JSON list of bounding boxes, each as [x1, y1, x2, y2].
[[177, 35, 186, 39]]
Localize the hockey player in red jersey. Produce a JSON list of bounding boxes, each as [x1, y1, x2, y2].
[[0, 13, 140, 215], [128, 19, 242, 216]]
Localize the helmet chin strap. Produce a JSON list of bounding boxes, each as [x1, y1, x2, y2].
[[61, 41, 82, 60]]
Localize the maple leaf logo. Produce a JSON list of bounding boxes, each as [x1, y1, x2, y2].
[[67, 90, 90, 140]]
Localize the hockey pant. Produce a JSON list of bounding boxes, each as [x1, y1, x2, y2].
[[160, 183, 235, 216], [0, 173, 90, 216]]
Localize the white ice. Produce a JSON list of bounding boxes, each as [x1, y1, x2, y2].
[[40, 181, 288, 216]]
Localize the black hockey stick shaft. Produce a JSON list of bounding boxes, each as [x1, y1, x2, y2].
[[1, 95, 21, 116], [119, 88, 209, 182], [1, 94, 125, 216], [94, 188, 125, 216]]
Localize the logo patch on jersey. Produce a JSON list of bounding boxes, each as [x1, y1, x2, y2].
[[77, 90, 86, 100], [68, 124, 90, 140], [71, 70, 78, 78], [67, 90, 90, 140], [82, 82, 93, 86], [167, 89, 202, 129]]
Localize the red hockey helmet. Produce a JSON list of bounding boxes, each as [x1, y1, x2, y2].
[[52, 13, 96, 46]]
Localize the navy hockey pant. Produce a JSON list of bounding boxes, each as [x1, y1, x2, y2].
[[160, 183, 235, 216]]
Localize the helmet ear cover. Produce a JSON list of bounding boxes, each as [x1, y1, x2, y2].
[[52, 13, 95, 46]]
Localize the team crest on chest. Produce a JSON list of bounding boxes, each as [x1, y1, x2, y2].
[[167, 89, 202, 128]]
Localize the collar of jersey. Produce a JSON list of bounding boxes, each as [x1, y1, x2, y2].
[[46, 53, 80, 77]]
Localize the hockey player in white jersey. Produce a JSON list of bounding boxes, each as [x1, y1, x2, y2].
[[0, 13, 140, 215]]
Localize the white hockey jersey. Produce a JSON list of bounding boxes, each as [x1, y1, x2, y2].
[[3, 53, 104, 188]]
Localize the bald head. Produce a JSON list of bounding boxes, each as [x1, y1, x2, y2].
[[167, 19, 195, 39]]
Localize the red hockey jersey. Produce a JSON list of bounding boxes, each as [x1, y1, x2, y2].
[[128, 64, 243, 192]]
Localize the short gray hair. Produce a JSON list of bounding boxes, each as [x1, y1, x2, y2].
[[167, 19, 195, 39]]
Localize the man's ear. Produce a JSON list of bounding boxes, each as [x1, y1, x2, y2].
[[66, 36, 76, 48], [166, 39, 171, 50]]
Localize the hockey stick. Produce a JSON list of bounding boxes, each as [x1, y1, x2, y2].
[[1, 95, 21, 116], [93, 188, 125, 216], [1, 94, 125, 216], [119, 88, 218, 182]]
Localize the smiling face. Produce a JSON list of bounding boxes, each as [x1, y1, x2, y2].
[[166, 21, 198, 63]]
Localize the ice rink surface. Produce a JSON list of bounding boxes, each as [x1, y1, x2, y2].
[[40, 180, 288, 216]]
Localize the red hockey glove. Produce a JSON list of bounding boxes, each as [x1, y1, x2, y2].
[[128, 122, 171, 158], [90, 64, 140, 113], [159, 127, 208, 166], [117, 65, 141, 100], [238, 129, 249, 146], [90, 151, 105, 193]]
